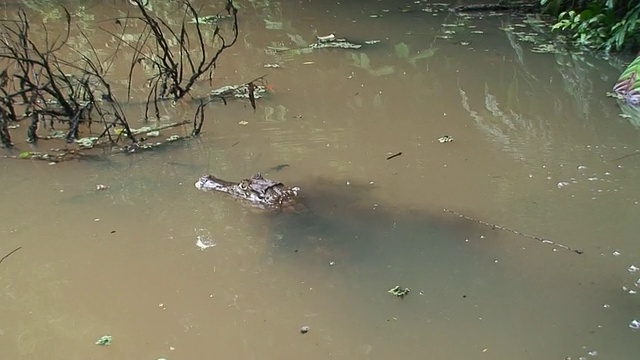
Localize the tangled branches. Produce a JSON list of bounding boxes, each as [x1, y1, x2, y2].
[[0, 0, 242, 157], [0, 8, 137, 147], [125, 0, 239, 119]]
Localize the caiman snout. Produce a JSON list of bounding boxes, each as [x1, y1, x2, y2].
[[195, 173, 301, 211], [195, 175, 231, 191]]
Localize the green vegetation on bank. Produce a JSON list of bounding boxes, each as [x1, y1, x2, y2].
[[542, 0, 640, 52]]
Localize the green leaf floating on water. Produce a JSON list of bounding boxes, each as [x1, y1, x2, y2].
[[394, 42, 438, 65], [369, 66, 395, 77], [388, 285, 410, 297], [49, 130, 66, 139], [264, 19, 283, 30], [350, 53, 371, 70], [409, 48, 437, 65], [18, 151, 31, 159], [395, 42, 411, 59], [95, 335, 112, 346], [264, 105, 289, 122], [287, 33, 308, 47], [350, 53, 394, 77]]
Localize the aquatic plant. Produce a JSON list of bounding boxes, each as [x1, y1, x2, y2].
[[613, 54, 640, 106], [543, 0, 640, 52]]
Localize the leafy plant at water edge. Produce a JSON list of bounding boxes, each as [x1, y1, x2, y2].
[[544, 0, 640, 51], [607, 4, 640, 50], [612, 54, 640, 106]]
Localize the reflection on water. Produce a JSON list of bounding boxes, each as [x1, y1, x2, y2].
[[1, 0, 640, 359]]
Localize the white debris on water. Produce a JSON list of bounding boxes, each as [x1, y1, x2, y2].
[[557, 181, 570, 188], [628, 265, 639, 273], [629, 320, 640, 330], [195, 228, 216, 250], [196, 237, 216, 250]]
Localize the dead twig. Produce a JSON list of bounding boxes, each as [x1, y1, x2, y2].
[[0, 6, 137, 146], [611, 151, 640, 162], [124, 0, 239, 108], [0, 246, 22, 265], [192, 100, 206, 136], [247, 81, 256, 111], [386, 152, 402, 160]]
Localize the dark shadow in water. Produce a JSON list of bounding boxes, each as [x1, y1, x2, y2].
[[260, 177, 603, 354], [263, 177, 484, 268]]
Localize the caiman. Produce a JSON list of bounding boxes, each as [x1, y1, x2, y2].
[[195, 173, 301, 211]]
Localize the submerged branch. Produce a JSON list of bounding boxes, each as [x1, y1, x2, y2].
[[443, 208, 584, 254], [454, 1, 539, 13]]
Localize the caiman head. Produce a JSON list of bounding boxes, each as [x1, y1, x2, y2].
[[195, 173, 301, 210]]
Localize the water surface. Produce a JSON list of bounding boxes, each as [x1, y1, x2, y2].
[[1, 1, 639, 359]]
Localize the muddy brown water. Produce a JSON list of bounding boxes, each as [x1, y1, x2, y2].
[[1, 0, 640, 359]]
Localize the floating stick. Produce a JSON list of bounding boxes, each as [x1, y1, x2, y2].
[[611, 151, 640, 162], [443, 209, 583, 255], [386, 152, 402, 160], [0, 246, 22, 265]]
